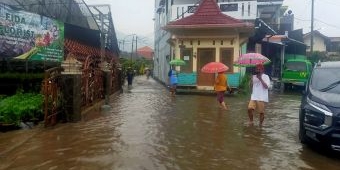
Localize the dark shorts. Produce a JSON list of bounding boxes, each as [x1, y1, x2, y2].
[[169, 83, 177, 92], [216, 91, 225, 103]]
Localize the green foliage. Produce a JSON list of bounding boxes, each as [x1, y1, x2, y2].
[[0, 92, 43, 126], [307, 51, 327, 64], [0, 73, 44, 80], [119, 57, 152, 76], [0, 73, 44, 94], [239, 73, 252, 95]]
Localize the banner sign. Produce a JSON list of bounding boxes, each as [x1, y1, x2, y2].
[[0, 3, 64, 62]]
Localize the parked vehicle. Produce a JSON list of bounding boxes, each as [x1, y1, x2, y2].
[[282, 54, 312, 89], [299, 61, 340, 151]]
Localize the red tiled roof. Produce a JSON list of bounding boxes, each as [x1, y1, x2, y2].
[[65, 39, 118, 62], [164, 0, 252, 29], [138, 46, 153, 52], [137, 46, 154, 60]]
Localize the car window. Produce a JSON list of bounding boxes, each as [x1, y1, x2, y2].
[[285, 61, 307, 71], [311, 68, 340, 93]]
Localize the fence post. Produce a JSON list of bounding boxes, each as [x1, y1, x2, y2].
[[60, 55, 82, 122], [103, 70, 112, 104]]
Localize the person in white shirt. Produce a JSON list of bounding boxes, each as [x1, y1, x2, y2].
[[248, 63, 270, 126]]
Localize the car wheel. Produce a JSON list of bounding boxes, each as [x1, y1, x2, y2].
[[299, 111, 309, 144], [284, 83, 291, 91]]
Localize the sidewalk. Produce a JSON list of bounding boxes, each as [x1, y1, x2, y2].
[[176, 87, 236, 96], [149, 76, 238, 96]]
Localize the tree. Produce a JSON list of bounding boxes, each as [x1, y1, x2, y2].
[[307, 51, 327, 64]]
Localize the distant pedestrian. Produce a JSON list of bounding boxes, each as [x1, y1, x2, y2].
[[168, 66, 178, 96], [214, 71, 229, 110], [145, 68, 151, 79], [247, 63, 270, 126], [126, 68, 134, 87]]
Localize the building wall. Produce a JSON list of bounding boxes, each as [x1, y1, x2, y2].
[[153, 32, 171, 84], [170, 34, 243, 73], [154, 0, 172, 84], [167, 30, 251, 88], [304, 35, 327, 52], [154, 0, 283, 85], [329, 38, 340, 51], [171, 1, 257, 21]]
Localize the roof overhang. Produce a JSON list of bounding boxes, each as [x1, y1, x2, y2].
[[163, 23, 254, 33], [262, 35, 306, 46], [255, 18, 277, 35]]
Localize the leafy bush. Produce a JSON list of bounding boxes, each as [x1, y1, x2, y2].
[[0, 73, 44, 80], [239, 73, 252, 95], [0, 92, 43, 126], [0, 73, 44, 95]]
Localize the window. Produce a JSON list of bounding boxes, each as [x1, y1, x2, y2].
[[180, 48, 193, 73], [220, 4, 238, 12], [311, 68, 340, 93], [248, 2, 250, 16], [220, 48, 234, 73], [285, 61, 307, 71], [188, 6, 198, 13], [159, 0, 165, 6]]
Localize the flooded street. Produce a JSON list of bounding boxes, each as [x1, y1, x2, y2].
[[1, 76, 340, 170]]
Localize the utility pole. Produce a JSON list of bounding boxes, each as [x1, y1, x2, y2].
[[310, 0, 315, 53], [135, 35, 138, 57], [130, 35, 134, 66], [122, 40, 125, 51]]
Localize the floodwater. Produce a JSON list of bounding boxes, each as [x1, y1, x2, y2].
[[1, 76, 340, 170]]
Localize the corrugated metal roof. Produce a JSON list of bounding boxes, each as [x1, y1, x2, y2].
[[1, 0, 99, 30]]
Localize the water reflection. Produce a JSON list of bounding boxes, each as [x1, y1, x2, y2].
[[1, 77, 340, 169]]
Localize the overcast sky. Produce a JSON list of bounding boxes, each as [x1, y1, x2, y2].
[[283, 0, 340, 37], [84, 0, 340, 39], [84, 0, 155, 37]]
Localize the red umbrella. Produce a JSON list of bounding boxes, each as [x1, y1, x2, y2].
[[234, 53, 271, 67], [201, 62, 229, 73]]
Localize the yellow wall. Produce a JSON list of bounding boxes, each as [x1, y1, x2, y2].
[[304, 35, 327, 52], [172, 35, 245, 73]]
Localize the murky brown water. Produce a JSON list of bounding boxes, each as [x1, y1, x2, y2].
[[1, 76, 340, 170]]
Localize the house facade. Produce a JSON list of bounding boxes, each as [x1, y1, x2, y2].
[[303, 31, 340, 60], [153, 0, 284, 88], [328, 37, 340, 58], [303, 30, 329, 53], [137, 46, 154, 60]]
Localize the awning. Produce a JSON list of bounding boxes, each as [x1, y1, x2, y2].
[[262, 35, 306, 46]]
